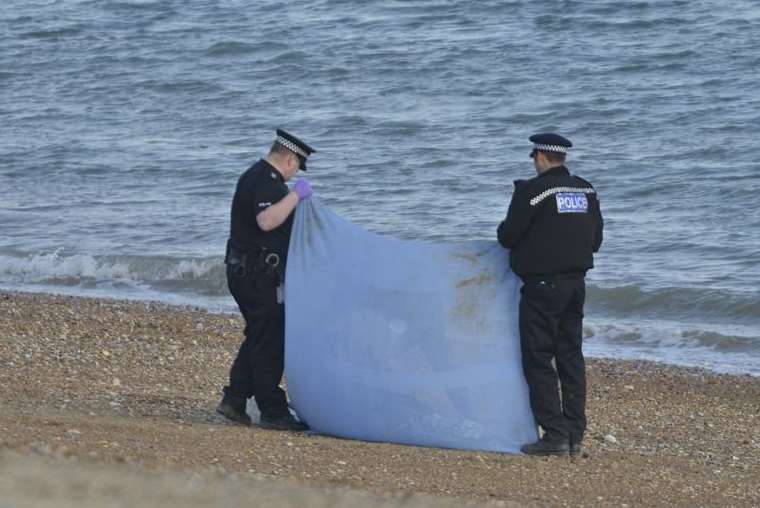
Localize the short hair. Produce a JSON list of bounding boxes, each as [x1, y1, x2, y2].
[[542, 151, 566, 164], [269, 141, 292, 156]]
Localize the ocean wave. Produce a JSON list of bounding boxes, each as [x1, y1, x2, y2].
[[681, 329, 760, 353], [585, 318, 760, 375], [588, 284, 760, 322], [589, 321, 759, 352], [136, 78, 224, 94], [19, 26, 84, 39], [101, 1, 168, 12], [581, 16, 691, 31], [262, 50, 310, 64], [0, 251, 226, 296], [205, 41, 260, 57]]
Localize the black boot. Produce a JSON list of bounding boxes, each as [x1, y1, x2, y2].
[[259, 409, 309, 432], [569, 436, 584, 457], [521, 437, 570, 456], [216, 399, 252, 426]]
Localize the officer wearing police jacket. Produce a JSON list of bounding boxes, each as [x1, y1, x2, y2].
[[216, 129, 315, 431], [497, 133, 603, 456]]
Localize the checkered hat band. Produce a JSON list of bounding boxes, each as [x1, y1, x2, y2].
[[276, 136, 308, 158], [533, 143, 568, 154]]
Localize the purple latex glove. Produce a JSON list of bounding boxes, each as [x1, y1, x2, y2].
[[293, 178, 313, 200]]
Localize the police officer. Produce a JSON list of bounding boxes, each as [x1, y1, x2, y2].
[[216, 129, 315, 431], [497, 133, 603, 456]]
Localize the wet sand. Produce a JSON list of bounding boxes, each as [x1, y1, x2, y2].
[[1, 291, 758, 507]]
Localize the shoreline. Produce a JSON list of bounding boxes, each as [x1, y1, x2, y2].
[[4, 284, 757, 378], [2, 290, 759, 506]]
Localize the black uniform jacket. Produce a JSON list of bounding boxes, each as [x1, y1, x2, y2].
[[229, 159, 293, 259], [497, 165, 603, 278]]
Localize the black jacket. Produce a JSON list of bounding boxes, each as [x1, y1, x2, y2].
[[497, 165, 603, 278], [229, 159, 293, 258]]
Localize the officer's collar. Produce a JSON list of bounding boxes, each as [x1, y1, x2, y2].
[[538, 165, 570, 178], [262, 159, 286, 183]]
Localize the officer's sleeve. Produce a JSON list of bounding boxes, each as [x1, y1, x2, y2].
[[252, 178, 280, 217], [497, 182, 534, 249], [592, 194, 603, 253]]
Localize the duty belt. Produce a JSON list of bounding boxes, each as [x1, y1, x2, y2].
[[225, 239, 284, 280]]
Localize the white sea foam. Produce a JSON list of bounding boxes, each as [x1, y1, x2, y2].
[[0, 250, 131, 282], [0, 251, 223, 288], [584, 318, 760, 376]]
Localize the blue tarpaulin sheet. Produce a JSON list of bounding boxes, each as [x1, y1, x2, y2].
[[284, 199, 537, 453]]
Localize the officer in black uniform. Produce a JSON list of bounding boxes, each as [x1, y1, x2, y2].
[[497, 133, 603, 456], [216, 129, 316, 431]]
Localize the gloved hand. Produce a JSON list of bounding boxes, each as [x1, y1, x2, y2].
[[293, 178, 313, 200]]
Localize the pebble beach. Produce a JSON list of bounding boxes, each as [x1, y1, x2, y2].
[[1, 291, 759, 507]]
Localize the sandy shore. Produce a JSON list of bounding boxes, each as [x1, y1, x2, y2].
[[1, 291, 758, 507]]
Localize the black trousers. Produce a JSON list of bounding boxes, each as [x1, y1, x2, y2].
[[223, 264, 288, 415], [519, 276, 587, 443]]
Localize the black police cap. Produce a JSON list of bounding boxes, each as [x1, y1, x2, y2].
[[529, 133, 572, 158], [275, 129, 316, 170]]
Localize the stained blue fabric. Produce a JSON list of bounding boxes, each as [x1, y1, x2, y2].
[[284, 199, 538, 453]]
